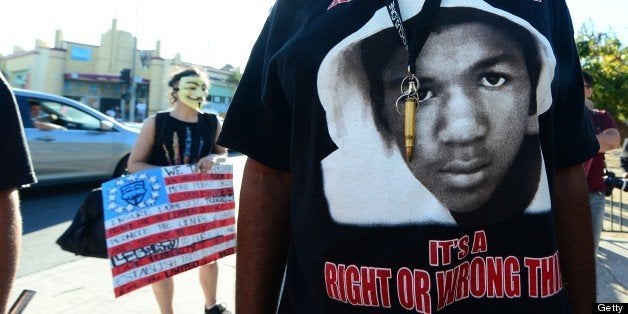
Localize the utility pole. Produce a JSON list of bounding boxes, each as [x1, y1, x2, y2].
[[119, 68, 131, 121], [129, 37, 137, 122], [129, 0, 139, 122]]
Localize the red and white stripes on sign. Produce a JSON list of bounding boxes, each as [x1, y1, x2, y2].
[[110, 226, 235, 275], [105, 201, 234, 237], [106, 168, 236, 297], [106, 209, 235, 246], [112, 236, 236, 287], [104, 192, 234, 229], [112, 238, 236, 296], [107, 215, 235, 255]]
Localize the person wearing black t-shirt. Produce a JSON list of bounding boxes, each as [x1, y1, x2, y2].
[[218, 1, 598, 313], [0, 72, 37, 313]]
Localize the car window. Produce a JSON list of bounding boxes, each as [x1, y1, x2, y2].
[[37, 99, 101, 130], [14, 95, 34, 129]]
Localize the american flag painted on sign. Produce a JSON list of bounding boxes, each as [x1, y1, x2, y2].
[[101, 164, 236, 297]]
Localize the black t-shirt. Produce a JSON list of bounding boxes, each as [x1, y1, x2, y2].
[[0, 74, 36, 190], [149, 112, 219, 167], [218, 0, 598, 313]]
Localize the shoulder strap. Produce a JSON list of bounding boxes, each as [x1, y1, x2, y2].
[[154, 112, 170, 144], [207, 113, 219, 132], [208, 113, 219, 144], [198, 113, 218, 153]]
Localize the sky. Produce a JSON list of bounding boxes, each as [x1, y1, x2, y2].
[[565, 0, 627, 43], [0, 0, 276, 69], [0, 0, 625, 70]]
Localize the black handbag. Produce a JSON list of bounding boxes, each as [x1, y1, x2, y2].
[[56, 187, 108, 259]]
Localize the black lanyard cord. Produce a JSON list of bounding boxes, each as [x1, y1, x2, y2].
[[386, 0, 442, 74]]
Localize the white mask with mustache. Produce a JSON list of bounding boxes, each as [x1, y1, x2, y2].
[[176, 76, 208, 111]]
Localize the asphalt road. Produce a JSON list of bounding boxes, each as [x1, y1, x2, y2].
[[16, 154, 247, 278], [18, 182, 99, 277]]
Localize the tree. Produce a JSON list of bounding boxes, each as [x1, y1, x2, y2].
[[227, 68, 242, 86], [219, 64, 242, 85], [221, 64, 235, 71], [576, 21, 628, 121]]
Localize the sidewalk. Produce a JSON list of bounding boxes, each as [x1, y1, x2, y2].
[[9, 232, 627, 313], [596, 232, 628, 303], [9, 254, 236, 314]]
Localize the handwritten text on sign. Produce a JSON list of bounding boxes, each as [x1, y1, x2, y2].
[[101, 164, 236, 297]]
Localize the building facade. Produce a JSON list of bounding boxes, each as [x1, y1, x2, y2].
[[0, 19, 239, 120]]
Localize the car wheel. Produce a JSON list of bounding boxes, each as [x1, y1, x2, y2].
[[113, 155, 129, 177]]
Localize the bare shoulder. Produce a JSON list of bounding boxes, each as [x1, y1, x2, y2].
[[141, 115, 157, 130], [144, 114, 158, 124], [135, 115, 158, 140]]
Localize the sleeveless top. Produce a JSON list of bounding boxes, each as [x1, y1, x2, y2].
[[148, 111, 218, 167]]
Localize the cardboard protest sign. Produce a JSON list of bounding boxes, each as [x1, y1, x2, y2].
[[101, 164, 236, 297]]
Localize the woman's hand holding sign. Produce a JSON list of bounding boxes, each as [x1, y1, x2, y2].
[[196, 153, 227, 173]]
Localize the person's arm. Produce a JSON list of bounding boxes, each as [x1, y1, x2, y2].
[[553, 165, 596, 313], [236, 158, 291, 314], [0, 188, 22, 314], [596, 127, 620, 153], [195, 118, 228, 173], [126, 116, 157, 173], [33, 120, 66, 131], [621, 140, 628, 178]]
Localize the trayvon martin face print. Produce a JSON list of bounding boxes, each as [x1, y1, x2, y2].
[[317, 0, 556, 227]]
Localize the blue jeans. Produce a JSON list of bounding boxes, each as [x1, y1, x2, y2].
[[589, 191, 606, 253]]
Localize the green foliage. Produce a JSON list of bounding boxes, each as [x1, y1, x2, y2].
[[228, 68, 242, 85], [220, 64, 241, 84], [576, 21, 628, 121]]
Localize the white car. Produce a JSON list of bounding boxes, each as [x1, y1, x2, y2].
[[13, 88, 139, 186]]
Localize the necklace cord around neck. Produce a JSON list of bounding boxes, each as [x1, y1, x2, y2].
[[387, 0, 442, 74]]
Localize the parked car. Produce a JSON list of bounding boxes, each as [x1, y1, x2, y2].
[[13, 88, 139, 186]]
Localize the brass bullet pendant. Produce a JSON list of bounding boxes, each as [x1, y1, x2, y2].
[[404, 95, 417, 162], [402, 78, 419, 162], [396, 76, 418, 162]]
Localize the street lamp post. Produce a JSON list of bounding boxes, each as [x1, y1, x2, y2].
[[129, 37, 137, 122]]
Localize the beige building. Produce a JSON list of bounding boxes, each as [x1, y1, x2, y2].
[[0, 19, 239, 120]]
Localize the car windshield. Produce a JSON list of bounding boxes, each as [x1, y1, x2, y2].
[[38, 100, 101, 130]]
